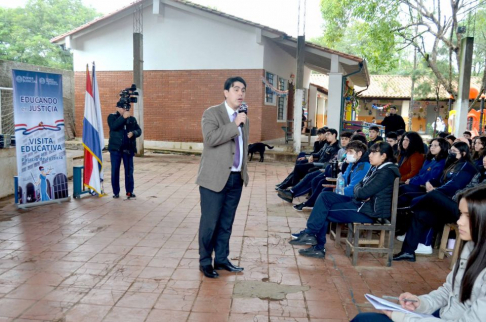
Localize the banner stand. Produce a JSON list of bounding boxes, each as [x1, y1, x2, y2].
[[17, 196, 71, 209], [12, 69, 70, 207]]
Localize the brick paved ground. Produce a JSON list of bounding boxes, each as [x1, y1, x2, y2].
[[0, 154, 452, 321]]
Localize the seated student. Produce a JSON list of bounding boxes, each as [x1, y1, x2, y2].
[[295, 127, 328, 161], [397, 132, 425, 182], [397, 138, 449, 208], [396, 129, 405, 142], [437, 131, 449, 138], [293, 134, 369, 211], [386, 132, 399, 157], [393, 141, 478, 262], [463, 130, 472, 140], [337, 131, 353, 162], [351, 186, 486, 322], [472, 136, 486, 170], [289, 142, 400, 258], [276, 129, 331, 190], [292, 140, 371, 211], [284, 128, 340, 188], [368, 125, 383, 148], [277, 131, 352, 203], [446, 134, 456, 146]]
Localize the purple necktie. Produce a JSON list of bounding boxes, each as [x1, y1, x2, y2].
[[233, 112, 240, 169]]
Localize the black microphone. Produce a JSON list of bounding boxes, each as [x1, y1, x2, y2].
[[237, 102, 248, 128]]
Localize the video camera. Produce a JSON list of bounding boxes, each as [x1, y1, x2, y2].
[[116, 84, 139, 111]]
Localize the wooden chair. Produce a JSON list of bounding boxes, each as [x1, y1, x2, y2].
[[438, 223, 462, 269], [345, 177, 399, 267]]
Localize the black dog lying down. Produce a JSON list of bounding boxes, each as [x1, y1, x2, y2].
[[248, 143, 274, 162]]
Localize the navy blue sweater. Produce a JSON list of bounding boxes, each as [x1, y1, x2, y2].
[[408, 158, 446, 186], [429, 161, 478, 198]]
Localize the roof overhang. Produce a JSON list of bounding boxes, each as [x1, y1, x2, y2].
[[269, 36, 370, 87]]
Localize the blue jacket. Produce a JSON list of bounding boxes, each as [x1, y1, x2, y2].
[[343, 155, 371, 197], [429, 161, 478, 198], [408, 158, 446, 186]]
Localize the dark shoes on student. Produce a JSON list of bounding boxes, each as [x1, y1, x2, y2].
[[289, 233, 317, 245], [393, 251, 416, 262], [293, 203, 306, 211], [113, 194, 119, 199], [214, 261, 244, 272], [299, 246, 325, 258], [126, 192, 136, 199], [278, 189, 293, 203], [199, 265, 219, 278]]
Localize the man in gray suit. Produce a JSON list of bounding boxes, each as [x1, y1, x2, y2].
[[196, 76, 249, 278]]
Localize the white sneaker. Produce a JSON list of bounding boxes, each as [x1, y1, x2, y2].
[[396, 234, 406, 242], [415, 243, 433, 255]]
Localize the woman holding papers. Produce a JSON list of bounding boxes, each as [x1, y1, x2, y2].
[[351, 185, 486, 322]]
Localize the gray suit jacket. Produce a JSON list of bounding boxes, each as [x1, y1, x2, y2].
[[196, 102, 249, 192]]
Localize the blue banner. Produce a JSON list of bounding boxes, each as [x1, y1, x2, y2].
[[12, 70, 68, 205]]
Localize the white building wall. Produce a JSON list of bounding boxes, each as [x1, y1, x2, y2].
[[72, 4, 265, 71], [262, 39, 296, 80]]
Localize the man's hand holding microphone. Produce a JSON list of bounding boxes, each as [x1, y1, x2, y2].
[[234, 103, 248, 128]]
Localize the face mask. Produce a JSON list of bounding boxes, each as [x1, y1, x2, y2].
[[448, 152, 458, 160], [346, 154, 357, 163]]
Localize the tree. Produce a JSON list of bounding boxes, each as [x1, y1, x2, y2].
[[317, 0, 486, 96], [0, 0, 100, 70]]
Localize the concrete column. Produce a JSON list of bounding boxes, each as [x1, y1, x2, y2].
[[327, 73, 343, 131], [133, 32, 144, 157], [308, 85, 317, 128], [454, 37, 474, 137], [293, 89, 304, 152], [401, 100, 410, 130], [327, 54, 343, 131]]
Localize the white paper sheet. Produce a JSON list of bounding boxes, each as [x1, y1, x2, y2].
[[365, 294, 433, 318]]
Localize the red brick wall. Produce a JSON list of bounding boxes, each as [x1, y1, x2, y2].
[[74, 69, 285, 143]]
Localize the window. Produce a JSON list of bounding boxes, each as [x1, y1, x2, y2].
[[277, 78, 287, 121], [265, 72, 275, 105]]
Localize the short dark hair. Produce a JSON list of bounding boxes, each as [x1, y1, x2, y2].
[[396, 129, 406, 136], [224, 77, 246, 91], [346, 141, 367, 154], [438, 131, 449, 138], [340, 131, 353, 139], [369, 142, 396, 163], [317, 127, 327, 135], [369, 126, 380, 132], [446, 134, 457, 141], [389, 106, 397, 110], [386, 132, 397, 140], [350, 134, 368, 145], [464, 131, 472, 136], [39, 166, 44, 171], [327, 128, 338, 137]]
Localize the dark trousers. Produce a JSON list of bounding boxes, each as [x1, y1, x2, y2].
[[199, 173, 243, 266], [351, 310, 440, 321], [291, 162, 316, 185], [304, 177, 332, 207], [305, 192, 374, 249], [110, 151, 134, 195], [291, 170, 324, 197], [402, 190, 459, 254], [397, 184, 426, 209]]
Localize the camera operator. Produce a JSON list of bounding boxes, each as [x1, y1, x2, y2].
[[108, 103, 141, 199]]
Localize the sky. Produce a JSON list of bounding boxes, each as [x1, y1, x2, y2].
[[0, 0, 325, 39]]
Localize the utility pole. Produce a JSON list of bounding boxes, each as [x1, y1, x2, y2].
[[133, 3, 144, 156]]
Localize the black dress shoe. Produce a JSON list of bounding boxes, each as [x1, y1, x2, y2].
[[393, 251, 416, 262], [214, 261, 244, 272], [277, 189, 293, 203], [289, 233, 317, 245], [199, 265, 219, 278]]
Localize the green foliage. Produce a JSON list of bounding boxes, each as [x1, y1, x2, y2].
[[314, 0, 402, 73], [0, 0, 100, 70]]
